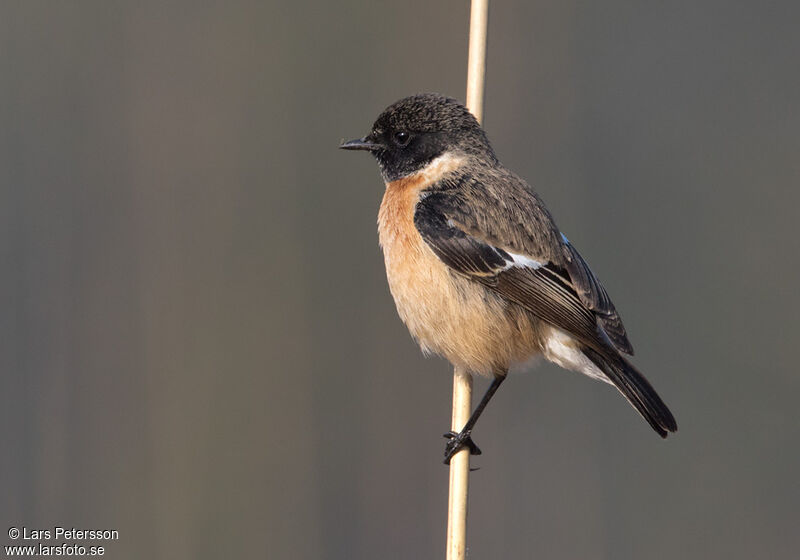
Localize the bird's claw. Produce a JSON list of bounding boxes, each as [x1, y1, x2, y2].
[[443, 430, 482, 464]]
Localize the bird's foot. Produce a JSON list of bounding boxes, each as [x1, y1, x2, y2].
[[443, 430, 482, 464]]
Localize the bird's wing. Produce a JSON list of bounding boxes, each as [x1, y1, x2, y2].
[[414, 177, 632, 355], [560, 237, 632, 354]]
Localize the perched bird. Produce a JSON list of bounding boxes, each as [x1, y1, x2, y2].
[[341, 93, 676, 463]]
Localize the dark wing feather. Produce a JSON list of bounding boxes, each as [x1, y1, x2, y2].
[[413, 199, 509, 278], [495, 264, 610, 350], [415, 193, 615, 354], [562, 240, 633, 354]]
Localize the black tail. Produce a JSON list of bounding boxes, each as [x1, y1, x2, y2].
[[582, 345, 677, 437]]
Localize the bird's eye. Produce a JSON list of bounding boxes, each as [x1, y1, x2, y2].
[[393, 131, 411, 147]]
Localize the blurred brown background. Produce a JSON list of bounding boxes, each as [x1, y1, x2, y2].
[[2, 1, 799, 558]]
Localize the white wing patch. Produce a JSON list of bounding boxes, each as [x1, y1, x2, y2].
[[503, 250, 545, 270], [543, 327, 612, 385]]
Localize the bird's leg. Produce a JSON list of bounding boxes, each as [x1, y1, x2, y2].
[[443, 372, 506, 464]]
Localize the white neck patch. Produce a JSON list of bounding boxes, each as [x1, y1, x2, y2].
[[387, 151, 466, 185]]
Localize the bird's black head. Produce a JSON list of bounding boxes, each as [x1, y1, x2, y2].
[[340, 93, 497, 182]]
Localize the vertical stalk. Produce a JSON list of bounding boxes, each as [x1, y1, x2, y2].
[[446, 367, 474, 560], [446, 4, 488, 559]]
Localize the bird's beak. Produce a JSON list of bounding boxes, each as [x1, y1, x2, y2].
[[339, 136, 382, 152]]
